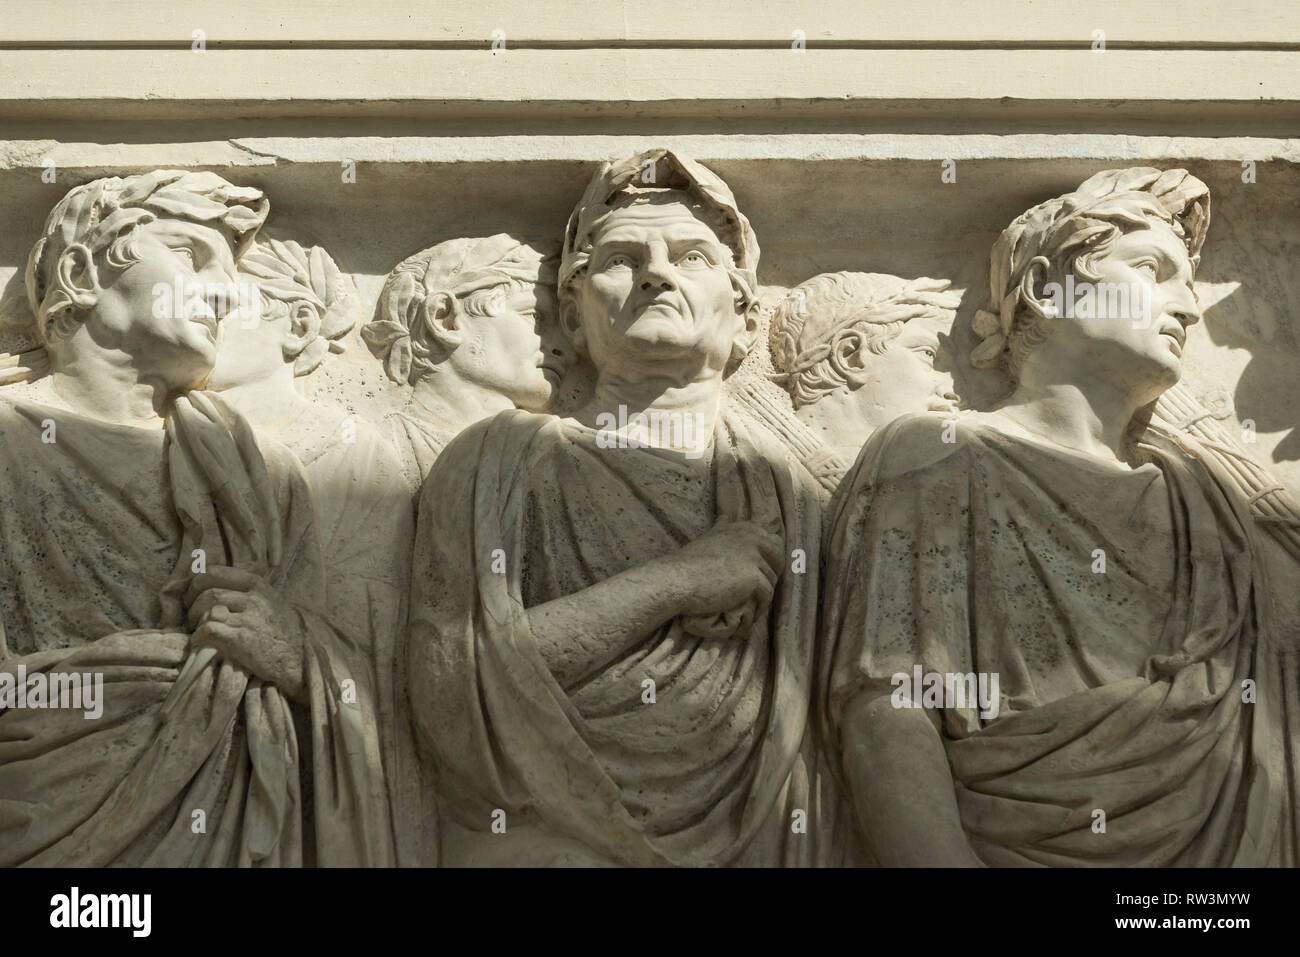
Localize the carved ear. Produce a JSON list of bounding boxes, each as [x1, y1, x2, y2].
[[55, 243, 100, 311], [286, 300, 324, 375], [559, 296, 586, 357], [420, 291, 461, 351], [728, 298, 760, 368], [1019, 255, 1058, 322], [834, 333, 871, 385]]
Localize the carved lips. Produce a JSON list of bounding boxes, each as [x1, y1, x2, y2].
[[538, 353, 566, 385], [1158, 321, 1186, 358]]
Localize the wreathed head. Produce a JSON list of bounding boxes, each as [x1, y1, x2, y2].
[[209, 236, 358, 390], [971, 168, 1210, 390], [26, 170, 268, 349], [770, 272, 960, 412], [363, 234, 566, 411]]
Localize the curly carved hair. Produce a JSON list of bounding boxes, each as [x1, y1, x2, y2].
[[25, 170, 267, 347], [770, 272, 960, 409], [237, 235, 358, 377], [971, 167, 1210, 382], [362, 234, 558, 386]]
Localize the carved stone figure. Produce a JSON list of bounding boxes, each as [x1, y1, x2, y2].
[[406, 148, 848, 866], [4, 154, 1296, 873], [761, 272, 961, 495], [211, 236, 426, 864], [361, 235, 572, 492], [821, 168, 1300, 866], [0, 172, 389, 866]]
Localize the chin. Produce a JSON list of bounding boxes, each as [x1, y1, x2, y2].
[[1134, 369, 1180, 407], [173, 347, 218, 389], [1127, 348, 1181, 388], [515, 386, 554, 413], [621, 331, 700, 357], [1156, 358, 1183, 388]]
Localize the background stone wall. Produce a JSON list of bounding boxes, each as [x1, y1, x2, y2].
[[2, 1, 1298, 479]]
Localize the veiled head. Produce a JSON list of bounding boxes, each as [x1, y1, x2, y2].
[[559, 149, 759, 379]]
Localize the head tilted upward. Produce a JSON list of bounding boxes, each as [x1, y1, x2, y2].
[[971, 167, 1209, 404]]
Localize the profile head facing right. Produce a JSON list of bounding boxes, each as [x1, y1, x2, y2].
[[971, 167, 1210, 409], [364, 233, 569, 413], [770, 271, 961, 444], [209, 236, 357, 393], [26, 170, 268, 393]]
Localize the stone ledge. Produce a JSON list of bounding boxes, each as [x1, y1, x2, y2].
[[3, 50, 1298, 114], [2, 0, 1295, 45]]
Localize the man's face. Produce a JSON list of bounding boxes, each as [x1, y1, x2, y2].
[[452, 283, 569, 412], [1049, 220, 1201, 400], [86, 218, 241, 390], [846, 314, 958, 433], [576, 194, 744, 377]]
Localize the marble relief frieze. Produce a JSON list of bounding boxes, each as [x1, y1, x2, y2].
[[1, 148, 1297, 869]]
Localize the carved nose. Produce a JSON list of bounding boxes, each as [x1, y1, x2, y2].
[[640, 274, 675, 291], [208, 281, 242, 320], [1169, 284, 1202, 328], [548, 340, 573, 368], [639, 249, 676, 290], [540, 322, 574, 366], [1171, 304, 1201, 329]]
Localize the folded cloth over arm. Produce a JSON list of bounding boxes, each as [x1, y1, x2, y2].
[[0, 391, 391, 866]]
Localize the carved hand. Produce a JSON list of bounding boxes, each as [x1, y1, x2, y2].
[[185, 565, 306, 701], [673, 520, 783, 638]]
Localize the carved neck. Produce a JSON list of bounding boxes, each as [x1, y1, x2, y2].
[[794, 390, 875, 463], [997, 372, 1151, 463], [214, 362, 306, 430], [48, 339, 177, 428], [410, 367, 514, 434], [573, 371, 724, 455]]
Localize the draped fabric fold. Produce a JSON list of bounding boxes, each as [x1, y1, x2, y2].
[[407, 408, 842, 866], [0, 390, 389, 866], [820, 412, 1299, 867]]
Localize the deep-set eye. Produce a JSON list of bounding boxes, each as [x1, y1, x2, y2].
[[603, 254, 634, 270], [1132, 259, 1158, 277], [172, 246, 196, 266], [678, 250, 710, 267]]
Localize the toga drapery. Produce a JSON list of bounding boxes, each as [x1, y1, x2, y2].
[[407, 407, 853, 866], [0, 389, 391, 866], [266, 401, 425, 865], [821, 412, 1300, 866]]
